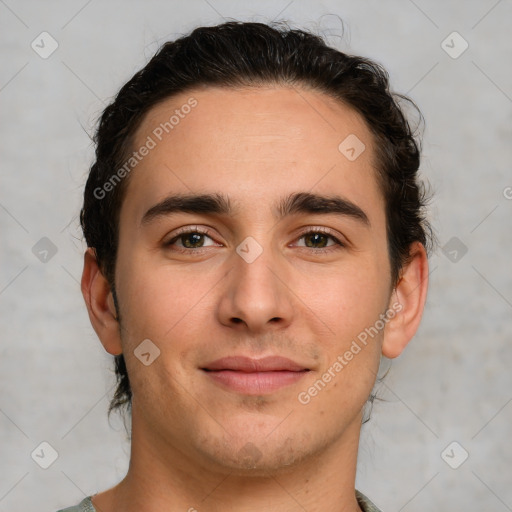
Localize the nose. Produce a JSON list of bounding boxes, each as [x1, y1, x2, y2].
[[216, 242, 295, 334]]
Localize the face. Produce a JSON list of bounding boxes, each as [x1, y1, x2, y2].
[[112, 85, 394, 474]]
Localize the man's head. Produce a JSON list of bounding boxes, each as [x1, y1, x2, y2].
[[80, 21, 432, 473]]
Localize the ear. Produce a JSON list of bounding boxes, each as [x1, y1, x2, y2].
[[382, 241, 429, 358], [81, 248, 123, 355]]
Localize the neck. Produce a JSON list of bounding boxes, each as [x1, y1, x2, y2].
[[93, 409, 364, 512]]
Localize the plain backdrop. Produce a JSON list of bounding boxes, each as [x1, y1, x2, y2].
[[1, 1, 511, 511]]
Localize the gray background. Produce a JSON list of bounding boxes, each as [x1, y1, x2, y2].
[[1, 1, 511, 511]]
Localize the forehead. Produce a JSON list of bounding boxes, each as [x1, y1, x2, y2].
[[135, 85, 371, 160], [123, 85, 383, 227]]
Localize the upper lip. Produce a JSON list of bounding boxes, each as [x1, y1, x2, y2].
[[202, 356, 309, 372]]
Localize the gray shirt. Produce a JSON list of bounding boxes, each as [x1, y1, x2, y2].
[[56, 489, 382, 511]]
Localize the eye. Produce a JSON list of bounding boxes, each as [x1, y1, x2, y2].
[[165, 227, 219, 251], [294, 228, 345, 251], [164, 226, 345, 254]]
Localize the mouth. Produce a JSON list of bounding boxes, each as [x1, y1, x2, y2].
[[201, 356, 310, 394]]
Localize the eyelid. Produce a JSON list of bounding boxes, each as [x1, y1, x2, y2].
[[295, 225, 343, 239], [170, 225, 211, 238]]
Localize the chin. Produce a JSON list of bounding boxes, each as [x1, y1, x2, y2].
[[195, 427, 319, 477]]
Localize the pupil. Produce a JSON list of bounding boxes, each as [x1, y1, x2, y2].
[[306, 233, 327, 248], [183, 233, 203, 248]]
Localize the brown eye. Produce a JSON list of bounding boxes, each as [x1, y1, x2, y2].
[[180, 233, 206, 248], [303, 232, 330, 248], [166, 228, 218, 251], [296, 229, 344, 251]]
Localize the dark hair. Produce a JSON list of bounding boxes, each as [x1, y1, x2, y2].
[[80, 20, 434, 421]]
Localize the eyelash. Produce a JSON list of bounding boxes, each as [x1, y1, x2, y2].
[[165, 226, 345, 254]]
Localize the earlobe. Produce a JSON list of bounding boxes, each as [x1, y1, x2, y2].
[[382, 242, 429, 359], [81, 248, 123, 355]]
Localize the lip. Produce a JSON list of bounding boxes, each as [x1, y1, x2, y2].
[[203, 356, 308, 372], [201, 356, 310, 394]]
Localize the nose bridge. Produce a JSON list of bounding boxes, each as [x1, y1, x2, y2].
[[233, 235, 281, 305], [218, 233, 294, 331]]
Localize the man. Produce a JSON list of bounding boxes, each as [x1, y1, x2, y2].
[[59, 20, 432, 512]]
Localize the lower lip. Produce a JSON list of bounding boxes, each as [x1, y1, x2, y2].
[[203, 369, 309, 394]]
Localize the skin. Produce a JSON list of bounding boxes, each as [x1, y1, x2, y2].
[[82, 85, 429, 512]]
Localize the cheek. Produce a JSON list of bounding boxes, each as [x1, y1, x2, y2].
[[302, 262, 388, 395], [116, 258, 198, 408], [117, 251, 208, 340], [298, 270, 386, 416], [303, 258, 390, 338]]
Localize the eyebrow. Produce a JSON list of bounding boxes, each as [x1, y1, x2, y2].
[[140, 191, 370, 227]]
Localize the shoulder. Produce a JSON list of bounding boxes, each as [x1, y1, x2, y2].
[[55, 496, 96, 512]]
